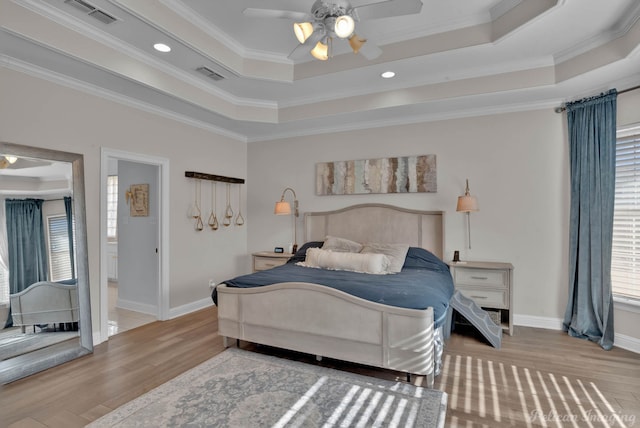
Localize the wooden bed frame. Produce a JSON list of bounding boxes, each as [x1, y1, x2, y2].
[[216, 204, 446, 387]]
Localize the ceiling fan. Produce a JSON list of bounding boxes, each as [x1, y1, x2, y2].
[[0, 155, 51, 171], [0, 155, 17, 169], [243, 0, 423, 61]]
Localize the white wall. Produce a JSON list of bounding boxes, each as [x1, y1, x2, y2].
[[0, 68, 248, 337], [247, 101, 640, 350]]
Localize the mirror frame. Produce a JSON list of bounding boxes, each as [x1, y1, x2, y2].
[[0, 141, 92, 383]]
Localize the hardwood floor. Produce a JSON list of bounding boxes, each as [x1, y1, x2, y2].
[[1, 307, 638, 427]]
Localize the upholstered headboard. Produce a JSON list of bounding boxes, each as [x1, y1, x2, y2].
[[304, 204, 445, 259]]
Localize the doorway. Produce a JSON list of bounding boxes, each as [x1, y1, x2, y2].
[[100, 149, 170, 343]]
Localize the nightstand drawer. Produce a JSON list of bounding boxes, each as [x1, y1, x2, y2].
[[457, 286, 508, 309], [454, 268, 508, 288], [253, 256, 288, 271]]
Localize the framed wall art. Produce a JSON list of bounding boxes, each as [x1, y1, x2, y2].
[[126, 183, 149, 217], [316, 155, 437, 195]]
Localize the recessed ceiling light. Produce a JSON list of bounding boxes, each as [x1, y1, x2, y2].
[[381, 71, 395, 79], [153, 43, 171, 53]]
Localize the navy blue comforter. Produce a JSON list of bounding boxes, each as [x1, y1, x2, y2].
[[214, 246, 454, 328]]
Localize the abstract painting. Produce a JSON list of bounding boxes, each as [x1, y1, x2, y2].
[[316, 155, 437, 195]]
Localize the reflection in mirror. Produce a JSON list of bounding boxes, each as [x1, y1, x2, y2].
[[0, 142, 91, 384]]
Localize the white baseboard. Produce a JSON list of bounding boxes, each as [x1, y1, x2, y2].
[[168, 297, 214, 319], [514, 314, 564, 331], [116, 298, 157, 316], [514, 314, 640, 354], [614, 333, 640, 354]]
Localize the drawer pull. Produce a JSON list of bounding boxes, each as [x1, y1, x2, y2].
[[470, 295, 488, 299], [470, 276, 489, 280], [265, 263, 276, 267]]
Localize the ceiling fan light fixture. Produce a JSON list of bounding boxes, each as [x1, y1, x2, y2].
[[311, 40, 329, 60], [293, 22, 314, 44], [348, 34, 366, 54], [5, 155, 17, 164], [334, 15, 355, 38]]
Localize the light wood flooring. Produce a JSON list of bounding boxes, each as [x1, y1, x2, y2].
[[107, 282, 155, 336], [1, 306, 638, 427]]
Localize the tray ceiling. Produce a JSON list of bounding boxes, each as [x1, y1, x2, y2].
[[1, 0, 639, 142]]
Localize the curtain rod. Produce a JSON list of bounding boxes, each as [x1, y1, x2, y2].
[[555, 84, 640, 113]]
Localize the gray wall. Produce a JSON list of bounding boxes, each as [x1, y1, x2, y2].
[[116, 160, 159, 314]]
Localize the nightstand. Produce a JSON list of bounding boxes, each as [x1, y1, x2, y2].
[[252, 251, 291, 272], [448, 261, 514, 335]]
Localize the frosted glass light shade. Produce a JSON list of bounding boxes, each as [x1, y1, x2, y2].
[[334, 15, 355, 38], [5, 155, 17, 164], [294, 22, 314, 44], [348, 34, 366, 53], [274, 201, 291, 215], [311, 41, 329, 60]]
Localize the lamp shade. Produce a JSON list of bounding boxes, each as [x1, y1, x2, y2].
[[311, 40, 329, 60], [293, 22, 314, 43], [274, 201, 291, 215], [456, 195, 479, 212], [334, 15, 355, 38]]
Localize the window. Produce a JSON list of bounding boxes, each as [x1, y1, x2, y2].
[[107, 175, 118, 240], [0, 265, 8, 305], [47, 215, 75, 282], [612, 126, 640, 300]]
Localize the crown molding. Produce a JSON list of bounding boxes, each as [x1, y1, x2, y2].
[[247, 98, 558, 143], [554, 0, 640, 64], [0, 55, 248, 142], [14, 0, 277, 110]]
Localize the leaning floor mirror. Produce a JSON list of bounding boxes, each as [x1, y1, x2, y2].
[[0, 142, 92, 384]]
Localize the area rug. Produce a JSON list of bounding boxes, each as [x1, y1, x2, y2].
[[88, 348, 447, 427]]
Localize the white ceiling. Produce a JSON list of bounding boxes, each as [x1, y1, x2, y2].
[[1, 0, 640, 143]]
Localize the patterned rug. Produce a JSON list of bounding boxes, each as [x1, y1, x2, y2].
[[88, 348, 447, 427]]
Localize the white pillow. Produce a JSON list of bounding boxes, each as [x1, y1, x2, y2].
[[322, 235, 363, 253], [301, 248, 390, 274], [360, 243, 409, 273]]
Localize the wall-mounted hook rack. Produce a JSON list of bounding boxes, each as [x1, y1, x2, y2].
[[185, 171, 245, 184]]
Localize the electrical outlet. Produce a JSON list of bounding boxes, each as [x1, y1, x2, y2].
[[208, 279, 216, 290]]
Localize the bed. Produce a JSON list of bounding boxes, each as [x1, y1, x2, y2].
[[10, 281, 79, 333], [214, 204, 453, 387]]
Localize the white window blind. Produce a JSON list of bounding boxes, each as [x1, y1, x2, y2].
[[107, 175, 118, 240], [0, 266, 8, 305], [612, 128, 640, 300], [47, 215, 75, 282]]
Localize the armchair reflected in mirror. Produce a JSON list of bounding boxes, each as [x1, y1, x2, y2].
[[0, 142, 92, 384]]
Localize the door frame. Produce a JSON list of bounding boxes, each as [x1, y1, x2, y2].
[[99, 148, 170, 343]]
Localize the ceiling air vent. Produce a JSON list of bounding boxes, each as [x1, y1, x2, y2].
[[64, 0, 117, 24], [196, 66, 225, 81], [64, 0, 95, 13], [88, 9, 117, 24]]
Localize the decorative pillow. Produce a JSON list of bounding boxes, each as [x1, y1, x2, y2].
[[360, 243, 409, 273], [322, 235, 363, 253], [287, 241, 324, 264], [403, 247, 449, 272], [302, 248, 390, 274]]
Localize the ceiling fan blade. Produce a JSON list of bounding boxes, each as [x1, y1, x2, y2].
[[287, 31, 325, 60], [353, 0, 423, 21], [242, 8, 309, 21], [349, 0, 391, 8]]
